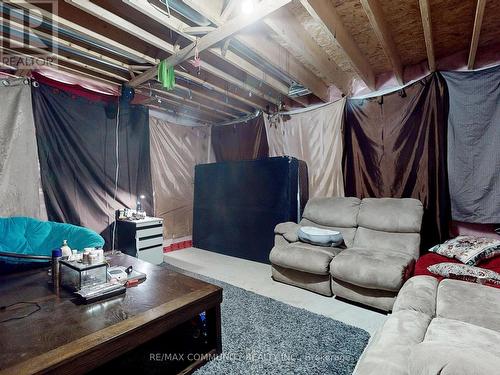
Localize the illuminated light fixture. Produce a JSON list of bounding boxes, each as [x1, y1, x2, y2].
[[241, 0, 255, 15]]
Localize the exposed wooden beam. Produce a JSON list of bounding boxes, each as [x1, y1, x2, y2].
[[149, 90, 233, 120], [123, 0, 294, 105], [2, 47, 122, 87], [299, 0, 376, 90], [13, 0, 259, 113], [183, 26, 215, 35], [360, 0, 404, 85], [418, 0, 436, 72], [14, 0, 158, 65], [143, 86, 239, 119], [3, 37, 128, 81], [468, 0, 487, 70], [2, 16, 131, 73], [127, 0, 291, 87], [172, 83, 252, 115], [263, 8, 350, 93], [68, 0, 283, 106], [144, 97, 216, 124], [183, 0, 330, 102]]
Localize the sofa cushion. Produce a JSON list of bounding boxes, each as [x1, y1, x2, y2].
[[353, 310, 431, 375], [357, 198, 423, 233], [331, 247, 415, 292], [393, 276, 439, 316], [409, 342, 500, 375], [270, 242, 342, 275], [436, 279, 500, 332], [424, 317, 500, 354], [331, 278, 397, 312], [353, 227, 420, 258], [272, 265, 332, 296], [301, 197, 361, 228]]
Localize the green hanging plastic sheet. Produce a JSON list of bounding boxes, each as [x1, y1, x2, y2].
[[158, 60, 175, 90]]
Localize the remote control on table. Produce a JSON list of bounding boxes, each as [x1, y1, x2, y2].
[[75, 282, 126, 304]]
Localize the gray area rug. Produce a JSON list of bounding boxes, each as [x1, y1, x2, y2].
[[163, 263, 370, 375]]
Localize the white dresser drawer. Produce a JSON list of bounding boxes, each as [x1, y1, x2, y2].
[[137, 237, 163, 249], [136, 226, 163, 238]]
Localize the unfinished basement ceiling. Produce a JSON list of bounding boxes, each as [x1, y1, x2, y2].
[[1, 0, 498, 125]]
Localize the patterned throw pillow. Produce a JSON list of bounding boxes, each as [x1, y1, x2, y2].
[[428, 263, 500, 284], [429, 235, 500, 266]]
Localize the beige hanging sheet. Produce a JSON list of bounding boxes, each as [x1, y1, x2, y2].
[[265, 98, 346, 198]]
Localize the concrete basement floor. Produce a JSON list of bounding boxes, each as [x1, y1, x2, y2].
[[164, 247, 387, 335]]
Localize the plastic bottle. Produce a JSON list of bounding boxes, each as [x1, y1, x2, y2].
[[61, 240, 72, 258]]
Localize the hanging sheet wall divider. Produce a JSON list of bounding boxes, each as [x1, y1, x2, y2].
[[211, 115, 269, 162], [149, 116, 212, 240], [265, 98, 346, 198], [442, 65, 500, 223], [32, 75, 152, 247], [343, 73, 450, 249], [0, 78, 47, 219]]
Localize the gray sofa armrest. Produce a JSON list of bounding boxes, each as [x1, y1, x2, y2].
[[274, 222, 301, 243]]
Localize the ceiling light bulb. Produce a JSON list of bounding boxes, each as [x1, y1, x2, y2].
[[241, 0, 254, 15]]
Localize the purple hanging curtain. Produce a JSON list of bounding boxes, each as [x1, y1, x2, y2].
[[343, 73, 450, 249], [211, 115, 269, 162]]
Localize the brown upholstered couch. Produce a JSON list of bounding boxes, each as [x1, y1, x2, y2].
[[269, 197, 424, 311]]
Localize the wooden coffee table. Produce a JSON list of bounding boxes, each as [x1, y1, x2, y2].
[[0, 253, 222, 374]]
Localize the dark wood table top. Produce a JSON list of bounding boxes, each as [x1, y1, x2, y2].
[[0, 253, 222, 374]]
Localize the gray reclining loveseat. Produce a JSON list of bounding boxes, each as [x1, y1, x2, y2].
[[269, 197, 424, 311]]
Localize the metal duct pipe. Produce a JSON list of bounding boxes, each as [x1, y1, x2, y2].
[[148, 0, 211, 26]]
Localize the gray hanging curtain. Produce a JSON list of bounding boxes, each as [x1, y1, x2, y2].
[[149, 116, 211, 240], [343, 73, 450, 249], [32, 80, 153, 247], [442, 65, 500, 223], [0, 78, 47, 219]]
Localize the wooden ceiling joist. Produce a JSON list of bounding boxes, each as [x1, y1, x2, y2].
[[127, 0, 291, 88], [13, 0, 157, 65], [263, 7, 350, 94], [183, 0, 330, 102], [2, 16, 131, 74], [154, 89, 239, 119], [299, 0, 376, 90], [361, 0, 404, 85], [418, 0, 436, 72], [122, 0, 299, 106], [66, 0, 279, 108], [468, 0, 487, 70], [3, 47, 122, 87], [3, 37, 128, 82], [9, 0, 254, 116], [171, 83, 252, 115]]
